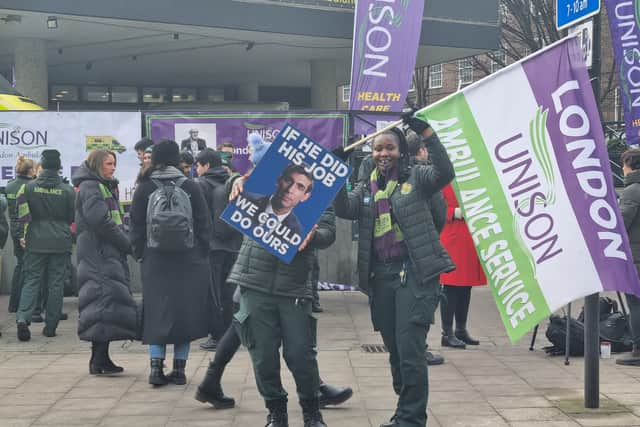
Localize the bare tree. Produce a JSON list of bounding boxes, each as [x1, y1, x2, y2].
[[474, 0, 615, 104]]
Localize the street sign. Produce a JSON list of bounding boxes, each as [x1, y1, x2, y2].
[[568, 19, 594, 68], [556, 0, 601, 30]]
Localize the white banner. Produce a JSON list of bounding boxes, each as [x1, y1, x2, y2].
[[0, 112, 141, 202]]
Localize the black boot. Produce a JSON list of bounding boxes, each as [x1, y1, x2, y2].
[[441, 328, 466, 349], [195, 361, 235, 409], [616, 345, 640, 366], [318, 382, 353, 407], [149, 358, 169, 386], [301, 398, 327, 427], [425, 351, 445, 366], [455, 327, 480, 345], [90, 342, 123, 375], [167, 359, 187, 385], [265, 398, 288, 427], [17, 321, 30, 342]]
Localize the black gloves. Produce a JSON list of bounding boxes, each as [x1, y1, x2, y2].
[[332, 146, 350, 161], [401, 108, 430, 135]]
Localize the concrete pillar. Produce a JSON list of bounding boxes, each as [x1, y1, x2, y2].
[[238, 82, 259, 103], [13, 38, 48, 109], [310, 60, 337, 109]]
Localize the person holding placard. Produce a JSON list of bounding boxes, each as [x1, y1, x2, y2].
[[333, 114, 455, 427], [225, 172, 336, 426]]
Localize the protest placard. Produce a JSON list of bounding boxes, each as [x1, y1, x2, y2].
[[220, 123, 352, 263]]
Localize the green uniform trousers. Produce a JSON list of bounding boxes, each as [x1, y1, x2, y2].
[[370, 260, 440, 427], [17, 251, 69, 331], [235, 287, 320, 403], [8, 240, 24, 312]]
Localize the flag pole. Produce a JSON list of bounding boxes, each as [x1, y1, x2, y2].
[[344, 119, 404, 152], [584, 10, 602, 410]]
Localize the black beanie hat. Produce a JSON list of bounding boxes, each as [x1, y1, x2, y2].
[[40, 149, 61, 170], [152, 139, 180, 168]]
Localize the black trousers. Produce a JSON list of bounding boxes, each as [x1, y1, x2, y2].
[[440, 285, 472, 333], [209, 251, 237, 339]]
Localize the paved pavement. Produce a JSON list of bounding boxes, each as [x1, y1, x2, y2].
[[0, 288, 640, 426]]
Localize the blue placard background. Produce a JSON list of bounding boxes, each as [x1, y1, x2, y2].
[[221, 123, 352, 263], [556, 0, 600, 30]]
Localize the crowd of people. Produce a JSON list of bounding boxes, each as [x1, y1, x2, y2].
[[5, 111, 640, 427]]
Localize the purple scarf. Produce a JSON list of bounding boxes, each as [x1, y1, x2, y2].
[[370, 167, 406, 260]]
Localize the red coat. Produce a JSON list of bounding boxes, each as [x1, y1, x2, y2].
[[439, 184, 487, 286]]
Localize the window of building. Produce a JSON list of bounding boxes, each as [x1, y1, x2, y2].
[[111, 86, 138, 103], [428, 64, 443, 89], [83, 86, 110, 102], [204, 88, 225, 102], [50, 85, 78, 101], [341, 85, 350, 103], [458, 58, 474, 85], [142, 87, 167, 103], [171, 88, 197, 102], [491, 50, 507, 74], [408, 77, 416, 92]]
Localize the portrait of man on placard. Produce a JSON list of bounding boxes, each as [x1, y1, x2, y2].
[[242, 163, 313, 239]]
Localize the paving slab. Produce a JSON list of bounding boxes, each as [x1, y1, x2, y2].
[[0, 289, 639, 426]]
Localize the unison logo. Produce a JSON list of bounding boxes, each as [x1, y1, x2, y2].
[[0, 125, 48, 149], [244, 122, 280, 141], [613, 1, 640, 114], [356, 0, 408, 80]]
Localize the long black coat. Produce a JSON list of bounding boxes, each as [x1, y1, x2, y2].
[[72, 164, 137, 342], [130, 166, 213, 344]]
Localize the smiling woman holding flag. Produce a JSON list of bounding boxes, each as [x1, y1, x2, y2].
[[333, 113, 455, 427]]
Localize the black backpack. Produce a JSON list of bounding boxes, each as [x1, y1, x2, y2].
[[545, 315, 586, 356], [545, 297, 633, 356], [146, 177, 195, 251]]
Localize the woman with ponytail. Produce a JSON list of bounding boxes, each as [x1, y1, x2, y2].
[[72, 149, 136, 375], [6, 155, 36, 313]]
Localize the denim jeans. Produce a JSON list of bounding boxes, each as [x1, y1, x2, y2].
[[149, 342, 190, 360]]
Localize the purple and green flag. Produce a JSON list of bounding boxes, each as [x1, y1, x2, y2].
[[604, 0, 640, 144], [348, 0, 424, 112], [415, 38, 640, 342]]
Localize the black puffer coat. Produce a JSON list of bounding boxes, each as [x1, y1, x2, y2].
[[620, 169, 640, 274], [227, 207, 336, 299], [72, 164, 137, 342], [130, 166, 213, 345], [334, 132, 456, 293]]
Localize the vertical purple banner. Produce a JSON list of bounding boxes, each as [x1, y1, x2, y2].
[[349, 0, 425, 112], [144, 112, 348, 174], [604, 0, 640, 144], [522, 38, 640, 295]]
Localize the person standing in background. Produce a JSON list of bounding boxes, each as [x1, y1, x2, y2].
[[195, 148, 242, 352], [134, 138, 154, 166], [15, 149, 75, 341], [616, 149, 640, 366], [6, 155, 36, 313], [130, 139, 213, 387], [439, 183, 486, 349], [73, 149, 137, 375]]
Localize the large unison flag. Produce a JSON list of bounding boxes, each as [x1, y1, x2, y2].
[[604, 0, 640, 145], [415, 38, 640, 342], [348, 0, 424, 112]]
